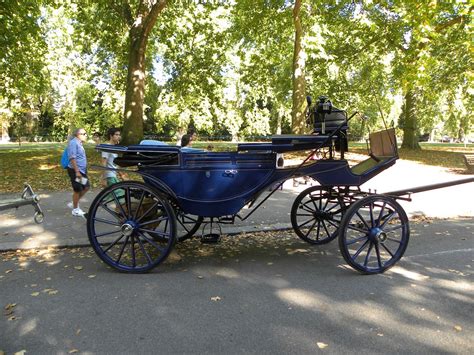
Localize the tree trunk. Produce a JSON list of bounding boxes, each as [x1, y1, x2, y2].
[[122, 29, 147, 145], [401, 89, 421, 150], [121, 1, 167, 145], [291, 0, 306, 134]]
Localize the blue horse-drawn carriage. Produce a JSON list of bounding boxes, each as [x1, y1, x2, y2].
[[87, 97, 473, 274]]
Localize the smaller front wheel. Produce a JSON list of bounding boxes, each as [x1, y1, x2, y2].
[[291, 186, 344, 245], [87, 181, 177, 273], [338, 195, 409, 274]]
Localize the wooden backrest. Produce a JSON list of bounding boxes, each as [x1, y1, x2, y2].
[[369, 128, 397, 158]]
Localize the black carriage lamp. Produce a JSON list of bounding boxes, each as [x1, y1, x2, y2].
[[316, 96, 333, 134]]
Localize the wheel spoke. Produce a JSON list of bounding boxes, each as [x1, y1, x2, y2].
[[139, 228, 170, 239], [325, 218, 340, 229], [94, 229, 122, 238], [304, 219, 319, 238], [296, 213, 314, 218], [311, 195, 319, 213], [347, 223, 368, 234], [139, 216, 168, 227], [99, 203, 122, 221], [93, 217, 121, 227], [380, 243, 395, 257], [323, 197, 329, 210], [116, 235, 130, 264], [316, 221, 321, 241], [351, 238, 369, 260], [355, 211, 371, 230], [136, 201, 159, 223], [363, 242, 374, 266], [130, 235, 136, 267], [298, 217, 316, 229], [301, 204, 316, 214], [369, 202, 375, 227], [346, 235, 367, 245], [112, 191, 128, 220], [136, 234, 153, 265], [384, 224, 406, 233], [326, 203, 340, 213], [133, 190, 146, 220], [387, 237, 402, 244], [380, 211, 396, 229], [102, 234, 125, 254], [125, 187, 132, 219], [374, 242, 382, 269], [137, 231, 166, 252], [376, 202, 387, 226], [321, 220, 331, 238]]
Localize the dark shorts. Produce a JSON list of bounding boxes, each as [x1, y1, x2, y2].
[[67, 168, 90, 192]]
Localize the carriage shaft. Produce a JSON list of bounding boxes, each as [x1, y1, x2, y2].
[[383, 177, 474, 197]]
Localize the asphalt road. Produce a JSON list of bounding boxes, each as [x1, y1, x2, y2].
[[1, 218, 473, 354]]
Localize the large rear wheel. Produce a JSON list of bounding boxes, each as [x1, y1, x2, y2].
[[87, 181, 177, 273]]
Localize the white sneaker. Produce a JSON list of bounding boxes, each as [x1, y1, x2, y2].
[[72, 208, 85, 217], [67, 202, 74, 209]]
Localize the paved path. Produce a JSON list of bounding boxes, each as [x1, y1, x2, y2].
[[0, 220, 473, 354]]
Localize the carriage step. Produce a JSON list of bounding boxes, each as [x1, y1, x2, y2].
[[201, 233, 220, 244]]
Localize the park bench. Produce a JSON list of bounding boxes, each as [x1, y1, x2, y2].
[[463, 154, 474, 173]]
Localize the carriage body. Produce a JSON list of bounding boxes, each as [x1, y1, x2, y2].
[[98, 129, 397, 218], [88, 102, 431, 275]]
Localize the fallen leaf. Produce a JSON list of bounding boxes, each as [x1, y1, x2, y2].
[[377, 333, 384, 337], [76, 329, 81, 335], [454, 325, 462, 332], [30, 292, 40, 297], [69, 349, 79, 354], [197, 276, 204, 279], [48, 290, 58, 295], [5, 270, 12, 274], [8, 316, 17, 321], [14, 350, 27, 355], [74, 266, 83, 271], [317, 342, 328, 349], [4, 303, 17, 310], [88, 275, 96, 279], [210, 296, 221, 302]]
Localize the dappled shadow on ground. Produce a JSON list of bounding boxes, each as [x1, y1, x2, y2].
[[1, 226, 472, 353]]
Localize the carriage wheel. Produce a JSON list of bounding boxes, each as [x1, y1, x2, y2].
[[87, 181, 177, 273], [175, 209, 203, 242], [291, 186, 344, 245], [338, 195, 409, 274]]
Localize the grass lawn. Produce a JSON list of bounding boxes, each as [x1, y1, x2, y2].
[[0, 141, 472, 193]]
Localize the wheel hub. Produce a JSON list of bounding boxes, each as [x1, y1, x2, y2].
[[314, 211, 332, 221], [368, 228, 387, 243], [121, 222, 135, 237]]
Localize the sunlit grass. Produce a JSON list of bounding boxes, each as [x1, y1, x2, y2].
[[0, 141, 472, 193]]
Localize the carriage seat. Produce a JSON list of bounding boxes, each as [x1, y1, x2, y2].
[[313, 108, 348, 134], [351, 128, 398, 175]]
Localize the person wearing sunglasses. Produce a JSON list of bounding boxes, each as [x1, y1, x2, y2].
[[66, 128, 90, 217]]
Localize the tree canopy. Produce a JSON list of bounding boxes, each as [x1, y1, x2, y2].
[[0, 0, 472, 146]]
